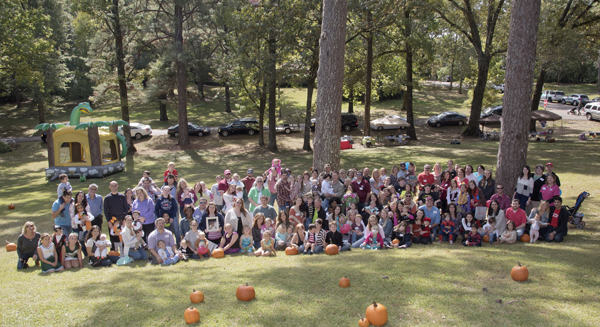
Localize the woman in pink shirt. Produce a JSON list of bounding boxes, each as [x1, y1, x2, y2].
[[539, 175, 560, 206]]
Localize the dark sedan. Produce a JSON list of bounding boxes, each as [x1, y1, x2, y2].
[[480, 105, 503, 118], [427, 111, 468, 127], [167, 123, 211, 137], [218, 118, 259, 137]]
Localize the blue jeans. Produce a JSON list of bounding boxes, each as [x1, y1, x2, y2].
[[128, 247, 149, 261], [59, 224, 73, 237], [313, 245, 324, 254], [298, 244, 305, 253], [162, 256, 180, 265], [269, 193, 277, 206], [253, 240, 261, 250], [544, 228, 565, 242], [339, 243, 351, 252], [171, 217, 181, 245], [17, 252, 37, 269], [278, 201, 291, 212], [488, 233, 497, 244], [430, 226, 439, 241], [89, 256, 112, 266], [352, 236, 365, 248]]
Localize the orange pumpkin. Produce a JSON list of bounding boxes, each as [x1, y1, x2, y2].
[[511, 261, 529, 282], [184, 306, 200, 324], [108, 250, 120, 257], [520, 234, 530, 242], [236, 283, 255, 301], [5, 241, 17, 252], [325, 244, 338, 255], [8, 203, 15, 210], [190, 289, 204, 303], [359, 317, 370, 327], [212, 248, 225, 258], [366, 301, 388, 326], [339, 276, 350, 288], [392, 239, 400, 245], [482, 234, 489, 243], [285, 247, 298, 255]]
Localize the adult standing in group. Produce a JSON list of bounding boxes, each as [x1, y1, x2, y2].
[[211, 175, 224, 213], [369, 169, 383, 196], [313, 197, 328, 230], [195, 181, 213, 205], [176, 178, 195, 218], [242, 169, 255, 209], [253, 194, 278, 220], [51, 190, 74, 236], [155, 186, 179, 243], [147, 218, 179, 265], [487, 200, 506, 239], [276, 173, 292, 212], [513, 166, 534, 211], [218, 170, 233, 206], [444, 159, 457, 179], [478, 169, 496, 201], [419, 196, 441, 241], [464, 165, 478, 185], [546, 196, 569, 242], [505, 199, 527, 237], [192, 198, 208, 224], [85, 226, 112, 267], [540, 174, 560, 207], [16, 222, 40, 269], [86, 184, 104, 231], [329, 171, 345, 206], [248, 177, 271, 212], [165, 175, 178, 198], [141, 177, 160, 201], [544, 162, 561, 187], [531, 164, 546, 210], [132, 188, 155, 242], [121, 215, 148, 261], [70, 191, 91, 240], [351, 171, 371, 213], [417, 164, 435, 191], [490, 184, 511, 211], [124, 188, 135, 216], [201, 202, 225, 246], [104, 181, 129, 232], [224, 198, 253, 251], [266, 167, 279, 206]]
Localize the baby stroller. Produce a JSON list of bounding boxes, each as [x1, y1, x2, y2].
[[565, 191, 588, 229]]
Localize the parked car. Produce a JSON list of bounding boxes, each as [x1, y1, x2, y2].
[[167, 122, 211, 137], [311, 112, 358, 132], [370, 115, 409, 130], [592, 97, 600, 102], [427, 111, 468, 127], [480, 105, 503, 118], [562, 94, 590, 106], [218, 118, 259, 137], [493, 84, 505, 93], [584, 102, 600, 121], [540, 90, 565, 103], [444, 75, 453, 82], [119, 123, 152, 139]]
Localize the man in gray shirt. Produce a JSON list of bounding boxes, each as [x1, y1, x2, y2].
[[252, 194, 277, 220]]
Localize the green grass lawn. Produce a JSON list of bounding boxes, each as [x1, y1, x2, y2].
[[1, 84, 600, 326]]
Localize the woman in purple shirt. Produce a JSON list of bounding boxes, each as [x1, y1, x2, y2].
[[132, 188, 155, 242]]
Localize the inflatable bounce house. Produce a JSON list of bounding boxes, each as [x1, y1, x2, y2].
[[35, 102, 128, 181]]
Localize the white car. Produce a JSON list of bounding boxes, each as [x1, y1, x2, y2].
[[119, 123, 152, 139]]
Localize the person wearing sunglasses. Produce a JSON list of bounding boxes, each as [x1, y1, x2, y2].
[[417, 164, 435, 191], [16, 222, 41, 269], [490, 184, 511, 211]]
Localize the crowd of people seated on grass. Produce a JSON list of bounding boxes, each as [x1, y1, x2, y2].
[[14, 159, 571, 272]]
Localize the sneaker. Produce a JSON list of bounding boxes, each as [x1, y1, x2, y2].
[[22, 263, 29, 269], [308, 250, 313, 255], [449, 241, 453, 245], [303, 251, 308, 255], [438, 240, 442, 243]]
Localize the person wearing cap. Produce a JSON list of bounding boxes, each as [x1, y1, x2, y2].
[[253, 194, 278, 220], [218, 170, 233, 200], [242, 169, 255, 209], [351, 171, 371, 213], [419, 196, 441, 241], [543, 162, 561, 187], [248, 177, 272, 212]]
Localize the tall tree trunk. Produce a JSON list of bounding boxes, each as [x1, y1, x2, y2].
[[597, 49, 600, 90], [37, 98, 45, 124], [174, 4, 189, 146], [530, 68, 546, 132], [303, 76, 316, 152], [267, 32, 278, 152], [225, 81, 231, 112], [158, 93, 168, 121], [258, 80, 267, 147], [13, 73, 21, 108], [449, 56, 455, 88], [463, 56, 491, 136], [404, 9, 417, 140], [47, 128, 55, 167], [197, 81, 205, 100], [112, 0, 136, 154], [313, 0, 347, 172], [496, 0, 541, 193], [363, 11, 373, 137], [88, 126, 102, 166], [348, 86, 354, 113]]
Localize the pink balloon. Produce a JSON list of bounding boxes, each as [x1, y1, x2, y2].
[[340, 224, 351, 234], [197, 246, 208, 255]]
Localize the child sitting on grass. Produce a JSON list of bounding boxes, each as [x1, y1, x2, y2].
[[303, 224, 316, 255], [219, 223, 239, 254], [254, 230, 276, 256], [439, 213, 455, 244], [499, 220, 517, 244], [482, 217, 497, 244], [392, 221, 412, 248], [463, 225, 482, 247], [157, 240, 179, 265], [239, 226, 254, 255]]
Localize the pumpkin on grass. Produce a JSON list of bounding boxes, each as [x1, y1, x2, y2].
[[339, 276, 350, 288], [190, 289, 204, 303], [184, 307, 200, 324], [511, 261, 529, 282], [325, 244, 338, 255], [285, 246, 298, 255], [366, 301, 388, 326], [482, 234, 489, 243], [520, 234, 531, 242], [212, 248, 225, 258], [108, 250, 120, 257], [392, 239, 400, 245], [5, 241, 16, 252], [236, 283, 255, 301], [358, 314, 370, 327], [8, 203, 15, 210]]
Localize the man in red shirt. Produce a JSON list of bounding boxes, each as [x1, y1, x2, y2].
[[505, 199, 527, 237], [242, 168, 255, 209], [351, 171, 371, 213], [547, 196, 569, 242], [218, 169, 232, 198], [417, 164, 435, 190]]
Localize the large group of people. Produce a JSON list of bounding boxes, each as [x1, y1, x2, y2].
[[15, 159, 571, 272]]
